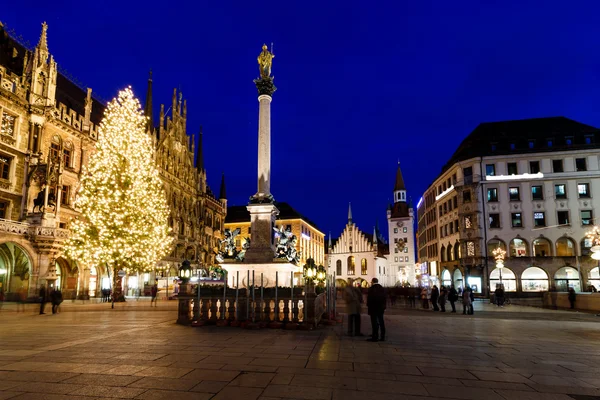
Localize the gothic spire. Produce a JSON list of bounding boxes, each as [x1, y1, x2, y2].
[[219, 173, 227, 200], [348, 202, 353, 224], [328, 232, 332, 248], [195, 125, 204, 170], [144, 70, 153, 133], [373, 226, 378, 244], [394, 161, 406, 191], [37, 22, 49, 51]]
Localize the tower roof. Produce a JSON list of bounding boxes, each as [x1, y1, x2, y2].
[[144, 70, 153, 133], [37, 22, 48, 51], [219, 173, 226, 199], [394, 162, 406, 191], [196, 125, 203, 170], [348, 202, 352, 224]]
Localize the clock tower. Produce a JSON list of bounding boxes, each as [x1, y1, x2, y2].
[[387, 162, 416, 285]]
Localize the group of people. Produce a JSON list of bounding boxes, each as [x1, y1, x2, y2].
[[39, 285, 63, 314], [343, 277, 386, 342], [426, 285, 475, 315]]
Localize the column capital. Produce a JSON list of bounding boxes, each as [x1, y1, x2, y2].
[[253, 77, 277, 96]]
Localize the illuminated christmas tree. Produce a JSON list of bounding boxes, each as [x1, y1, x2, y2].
[[64, 88, 172, 307]]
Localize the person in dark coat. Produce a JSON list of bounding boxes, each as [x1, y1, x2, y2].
[[438, 286, 447, 312], [495, 285, 505, 307], [51, 288, 63, 314], [568, 287, 576, 309], [367, 278, 386, 342], [431, 285, 440, 311], [448, 286, 458, 313], [39, 285, 47, 314]]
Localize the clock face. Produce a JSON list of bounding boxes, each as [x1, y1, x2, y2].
[[396, 221, 404, 227]]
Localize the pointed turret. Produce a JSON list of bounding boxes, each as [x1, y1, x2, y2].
[[195, 125, 204, 170], [29, 22, 57, 108], [393, 162, 407, 203], [144, 70, 153, 133], [37, 22, 49, 52], [328, 232, 332, 249], [373, 226, 378, 244], [219, 173, 227, 200], [348, 202, 353, 224]]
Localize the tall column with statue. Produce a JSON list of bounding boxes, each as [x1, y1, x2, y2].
[[244, 44, 280, 263]]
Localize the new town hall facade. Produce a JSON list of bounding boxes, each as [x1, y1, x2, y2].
[[0, 22, 226, 300]]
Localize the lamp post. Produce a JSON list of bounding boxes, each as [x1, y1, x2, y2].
[[492, 247, 506, 286], [179, 260, 192, 294]]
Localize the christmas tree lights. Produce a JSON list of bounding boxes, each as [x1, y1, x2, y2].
[[64, 88, 173, 304]]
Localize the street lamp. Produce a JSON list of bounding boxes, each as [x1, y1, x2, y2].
[[315, 265, 326, 284], [179, 260, 192, 284], [492, 247, 506, 286]]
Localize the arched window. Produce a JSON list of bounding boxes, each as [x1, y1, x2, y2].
[[487, 238, 506, 255], [89, 266, 97, 297], [533, 238, 552, 257], [347, 256, 355, 275], [442, 269, 451, 287], [588, 267, 600, 291], [509, 238, 528, 257], [490, 267, 517, 292], [521, 267, 548, 292], [447, 244, 453, 261], [554, 267, 580, 292], [440, 245, 446, 262], [454, 243, 460, 260], [556, 237, 576, 257], [50, 134, 62, 163], [336, 260, 342, 276], [453, 269, 463, 289], [361, 258, 367, 275], [63, 141, 74, 168]]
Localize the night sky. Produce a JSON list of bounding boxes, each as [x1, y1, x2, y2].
[[4, 1, 600, 240]]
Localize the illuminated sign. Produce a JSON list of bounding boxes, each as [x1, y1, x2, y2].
[[435, 185, 454, 201], [486, 172, 544, 181]]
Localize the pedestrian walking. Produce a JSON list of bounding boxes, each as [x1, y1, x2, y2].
[[495, 285, 505, 307], [568, 287, 577, 309], [343, 278, 364, 336], [462, 287, 472, 315], [367, 277, 386, 342], [51, 288, 63, 314], [469, 287, 475, 314], [408, 287, 417, 308], [17, 286, 26, 313], [431, 285, 440, 311], [420, 287, 428, 309], [150, 282, 158, 307], [448, 286, 458, 313], [39, 285, 47, 315], [438, 286, 447, 312]]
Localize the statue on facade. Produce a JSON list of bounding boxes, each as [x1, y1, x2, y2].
[[257, 44, 274, 79], [236, 237, 251, 261], [274, 225, 301, 264], [32, 187, 56, 213]]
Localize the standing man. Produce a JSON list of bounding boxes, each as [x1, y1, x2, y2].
[[431, 285, 440, 311], [150, 280, 158, 307], [448, 285, 458, 313], [39, 284, 47, 315], [343, 278, 363, 336], [367, 278, 386, 342]]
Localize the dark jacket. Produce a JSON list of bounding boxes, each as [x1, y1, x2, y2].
[[449, 288, 458, 302], [431, 286, 439, 301], [367, 283, 386, 315]]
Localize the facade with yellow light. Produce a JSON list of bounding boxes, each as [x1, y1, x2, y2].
[[0, 22, 226, 301], [418, 117, 600, 296], [224, 202, 325, 267]]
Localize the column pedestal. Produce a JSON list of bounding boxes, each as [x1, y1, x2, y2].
[[243, 203, 279, 263]]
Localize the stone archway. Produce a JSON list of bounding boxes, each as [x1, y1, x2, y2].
[[0, 242, 33, 301]]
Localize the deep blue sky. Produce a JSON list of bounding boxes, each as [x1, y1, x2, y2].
[[4, 1, 600, 240]]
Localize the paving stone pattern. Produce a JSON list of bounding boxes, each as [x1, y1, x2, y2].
[[1, 301, 600, 399]]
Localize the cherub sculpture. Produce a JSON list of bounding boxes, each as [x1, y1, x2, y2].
[[274, 225, 301, 264], [215, 228, 241, 263]]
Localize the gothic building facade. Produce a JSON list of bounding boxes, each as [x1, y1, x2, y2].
[[0, 22, 226, 300], [327, 204, 391, 287]]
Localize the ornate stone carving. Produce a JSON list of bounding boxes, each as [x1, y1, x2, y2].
[[0, 219, 29, 235], [253, 77, 277, 96], [274, 225, 300, 264], [0, 134, 16, 146]]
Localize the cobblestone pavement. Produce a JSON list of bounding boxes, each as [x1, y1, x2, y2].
[[1, 301, 600, 399]]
